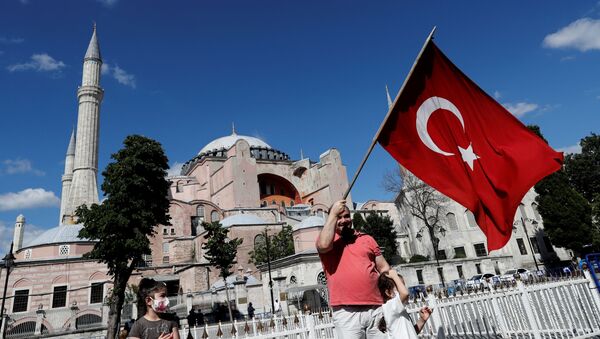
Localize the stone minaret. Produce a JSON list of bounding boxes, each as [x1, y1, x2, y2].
[[64, 25, 104, 222], [13, 214, 25, 252], [59, 130, 76, 224]]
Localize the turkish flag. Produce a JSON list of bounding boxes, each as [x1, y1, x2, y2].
[[378, 41, 563, 251]]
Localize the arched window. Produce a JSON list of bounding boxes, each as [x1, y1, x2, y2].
[[176, 181, 183, 193], [403, 241, 410, 257], [211, 211, 219, 222], [466, 211, 477, 228], [446, 212, 458, 230], [519, 203, 528, 219], [295, 236, 301, 249], [254, 234, 266, 251], [162, 242, 169, 253], [531, 203, 541, 220], [196, 205, 205, 220]]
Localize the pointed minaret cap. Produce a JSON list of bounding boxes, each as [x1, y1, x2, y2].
[[231, 122, 237, 135], [84, 23, 102, 61], [66, 129, 76, 156], [385, 85, 393, 110]]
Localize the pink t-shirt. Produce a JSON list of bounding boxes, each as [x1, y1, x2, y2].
[[318, 232, 383, 306]]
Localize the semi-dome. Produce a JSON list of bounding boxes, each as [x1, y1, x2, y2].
[[199, 132, 271, 155], [293, 216, 324, 231], [24, 224, 90, 248]]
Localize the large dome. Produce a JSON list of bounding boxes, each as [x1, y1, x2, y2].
[[24, 224, 91, 248], [199, 132, 271, 155]]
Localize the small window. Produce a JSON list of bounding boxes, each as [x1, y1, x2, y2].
[[475, 263, 482, 274], [474, 243, 487, 257], [162, 242, 169, 253], [170, 228, 175, 235], [163, 228, 168, 235], [437, 249, 447, 260], [210, 211, 219, 222], [59, 245, 70, 256], [416, 269, 424, 284], [52, 286, 68, 308], [13, 290, 29, 312], [176, 181, 183, 193], [466, 211, 478, 228], [530, 237, 540, 253], [446, 212, 458, 230], [196, 205, 205, 219], [24, 249, 32, 259], [454, 246, 466, 258], [517, 238, 528, 255], [457, 265, 464, 279], [90, 283, 104, 304], [163, 256, 170, 264]]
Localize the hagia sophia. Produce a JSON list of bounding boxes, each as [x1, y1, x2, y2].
[[1, 27, 570, 335]]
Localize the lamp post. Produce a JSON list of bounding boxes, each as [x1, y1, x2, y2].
[[416, 227, 447, 287], [1, 242, 16, 335], [515, 218, 540, 271], [264, 228, 275, 315]]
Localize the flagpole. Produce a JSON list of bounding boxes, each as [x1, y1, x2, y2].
[[343, 26, 437, 199]]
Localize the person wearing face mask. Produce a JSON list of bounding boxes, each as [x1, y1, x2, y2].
[[128, 278, 180, 339], [316, 200, 391, 339]]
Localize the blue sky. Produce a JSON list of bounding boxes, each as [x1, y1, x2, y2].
[[1, 0, 599, 253]]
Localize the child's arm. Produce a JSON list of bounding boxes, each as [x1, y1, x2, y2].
[[414, 306, 433, 334], [387, 269, 409, 304]]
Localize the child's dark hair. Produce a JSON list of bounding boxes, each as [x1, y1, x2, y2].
[[137, 278, 167, 317], [377, 274, 396, 332]]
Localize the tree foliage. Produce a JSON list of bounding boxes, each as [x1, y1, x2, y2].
[[249, 225, 295, 265], [352, 213, 367, 232], [202, 221, 243, 321], [564, 133, 600, 203], [528, 126, 600, 255], [76, 135, 171, 339], [360, 212, 398, 262]]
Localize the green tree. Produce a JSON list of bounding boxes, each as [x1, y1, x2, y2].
[[202, 221, 243, 322], [76, 135, 171, 339], [528, 126, 600, 255], [565, 133, 600, 203], [361, 212, 399, 262], [249, 225, 294, 265], [352, 213, 367, 232]]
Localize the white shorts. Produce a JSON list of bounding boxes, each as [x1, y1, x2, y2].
[[332, 305, 387, 339]]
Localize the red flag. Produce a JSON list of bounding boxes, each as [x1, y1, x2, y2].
[[378, 41, 563, 251]]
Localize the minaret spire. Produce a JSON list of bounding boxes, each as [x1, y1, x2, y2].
[[386, 85, 393, 109], [59, 129, 76, 224], [232, 122, 237, 135], [64, 25, 104, 222]]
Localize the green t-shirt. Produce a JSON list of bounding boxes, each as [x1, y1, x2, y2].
[[128, 317, 178, 339]]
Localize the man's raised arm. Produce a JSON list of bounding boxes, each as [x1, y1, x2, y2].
[[316, 200, 345, 253]]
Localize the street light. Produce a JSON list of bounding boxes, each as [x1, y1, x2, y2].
[[264, 228, 275, 315], [1, 242, 16, 335], [513, 218, 540, 271]]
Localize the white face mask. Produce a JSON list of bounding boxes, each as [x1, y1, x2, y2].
[[151, 297, 170, 313]]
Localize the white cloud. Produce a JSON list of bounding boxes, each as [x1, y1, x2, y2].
[[0, 37, 24, 44], [1, 158, 45, 176], [167, 162, 184, 177], [543, 18, 600, 52], [102, 63, 136, 88], [502, 102, 539, 117], [7, 53, 66, 72], [493, 91, 502, 99], [557, 143, 582, 154], [0, 188, 60, 211]]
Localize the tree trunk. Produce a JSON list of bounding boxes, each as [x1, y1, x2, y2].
[[223, 277, 234, 323], [107, 269, 132, 339]]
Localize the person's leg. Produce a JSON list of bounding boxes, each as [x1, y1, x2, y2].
[[364, 306, 387, 339], [332, 307, 366, 339]]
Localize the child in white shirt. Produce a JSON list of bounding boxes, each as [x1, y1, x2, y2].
[[378, 269, 432, 338]]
